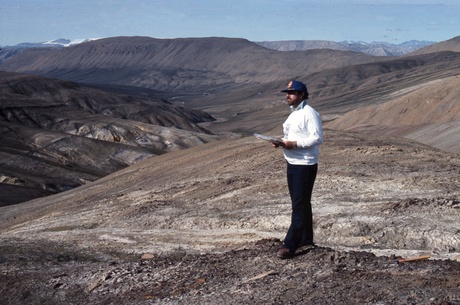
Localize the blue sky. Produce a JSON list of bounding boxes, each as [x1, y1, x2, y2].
[[1, 0, 459, 47]]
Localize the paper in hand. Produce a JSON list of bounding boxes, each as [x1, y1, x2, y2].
[[253, 133, 283, 145]]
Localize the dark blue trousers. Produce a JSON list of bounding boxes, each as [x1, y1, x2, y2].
[[283, 162, 318, 252]]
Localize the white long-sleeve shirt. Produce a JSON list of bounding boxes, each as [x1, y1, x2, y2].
[[282, 100, 323, 165]]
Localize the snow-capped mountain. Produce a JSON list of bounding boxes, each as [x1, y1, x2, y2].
[[0, 38, 102, 63], [13, 38, 101, 48], [256, 40, 437, 56]]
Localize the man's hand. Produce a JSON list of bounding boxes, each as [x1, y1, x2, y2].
[[283, 140, 297, 150], [273, 141, 297, 150]]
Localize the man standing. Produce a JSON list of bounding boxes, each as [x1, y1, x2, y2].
[[273, 80, 323, 259]]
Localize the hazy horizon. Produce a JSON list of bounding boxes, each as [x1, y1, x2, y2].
[[1, 0, 459, 47]]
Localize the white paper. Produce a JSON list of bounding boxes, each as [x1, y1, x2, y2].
[[253, 133, 283, 144]]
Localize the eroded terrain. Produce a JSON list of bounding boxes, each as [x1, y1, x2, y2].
[[1, 129, 459, 304]]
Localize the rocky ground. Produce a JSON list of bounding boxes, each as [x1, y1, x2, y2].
[[1, 238, 459, 305], [1, 129, 459, 304]]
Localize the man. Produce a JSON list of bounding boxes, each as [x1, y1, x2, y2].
[[273, 80, 323, 259]]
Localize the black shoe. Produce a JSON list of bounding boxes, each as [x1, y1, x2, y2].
[[300, 242, 317, 249], [277, 247, 295, 259]]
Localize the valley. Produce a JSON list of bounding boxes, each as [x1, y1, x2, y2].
[[0, 35, 459, 304]]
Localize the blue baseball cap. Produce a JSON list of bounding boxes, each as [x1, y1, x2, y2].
[[280, 80, 308, 94]]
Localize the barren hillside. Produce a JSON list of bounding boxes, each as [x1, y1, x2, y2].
[[407, 35, 460, 55], [1, 35, 460, 304], [325, 75, 460, 153], [2, 37, 460, 205], [0, 72, 219, 206], [187, 51, 460, 150], [0, 36, 382, 91], [1, 129, 459, 304]]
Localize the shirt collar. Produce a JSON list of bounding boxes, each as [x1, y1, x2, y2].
[[290, 99, 308, 112]]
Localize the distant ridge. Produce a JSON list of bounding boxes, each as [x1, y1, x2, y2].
[[255, 39, 436, 56], [0, 38, 97, 64], [2, 37, 102, 48], [0, 36, 380, 92], [3, 37, 435, 56]]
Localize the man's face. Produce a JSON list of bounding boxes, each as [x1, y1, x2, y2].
[[285, 91, 303, 107]]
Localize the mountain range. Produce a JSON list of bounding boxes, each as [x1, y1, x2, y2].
[[255, 39, 436, 56], [0, 35, 459, 205], [0, 37, 435, 65], [0, 34, 459, 303]]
